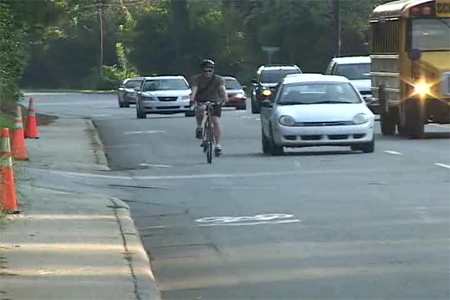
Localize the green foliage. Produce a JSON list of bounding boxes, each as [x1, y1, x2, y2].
[[0, 3, 28, 106], [14, 0, 386, 90]]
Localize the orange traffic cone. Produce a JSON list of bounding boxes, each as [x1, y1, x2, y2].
[[12, 106, 29, 160], [25, 98, 39, 139], [0, 128, 19, 213]]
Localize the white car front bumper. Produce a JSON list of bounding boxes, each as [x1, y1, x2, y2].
[[141, 99, 191, 113], [273, 122, 374, 147]]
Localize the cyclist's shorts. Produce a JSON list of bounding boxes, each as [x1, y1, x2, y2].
[[197, 100, 222, 117]]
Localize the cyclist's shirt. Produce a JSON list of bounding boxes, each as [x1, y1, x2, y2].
[[190, 74, 225, 102]]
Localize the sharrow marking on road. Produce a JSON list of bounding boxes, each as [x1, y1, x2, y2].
[[435, 163, 450, 169], [198, 219, 301, 227], [384, 150, 403, 155], [123, 130, 165, 135], [195, 213, 301, 227]]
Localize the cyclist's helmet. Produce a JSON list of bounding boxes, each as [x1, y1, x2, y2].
[[200, 59, 215, 69]]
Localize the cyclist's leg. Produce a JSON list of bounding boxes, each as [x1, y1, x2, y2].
[[195, 103, 206, 139], [211, 104, 222, 153]]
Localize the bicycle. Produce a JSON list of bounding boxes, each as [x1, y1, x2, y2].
[[201, 101, 216, 164]]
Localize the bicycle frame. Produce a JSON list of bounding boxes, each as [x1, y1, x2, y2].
[[201, 102, 215, 163]]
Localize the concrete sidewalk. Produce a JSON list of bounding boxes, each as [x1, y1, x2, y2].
[[0, 119, 161, 300]]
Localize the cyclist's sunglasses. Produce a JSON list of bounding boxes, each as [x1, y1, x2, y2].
[[202, 69, 214, 74]]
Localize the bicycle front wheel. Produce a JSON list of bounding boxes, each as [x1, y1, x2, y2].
[[204, 118, 213, 164], [206, 141, 212, 164]]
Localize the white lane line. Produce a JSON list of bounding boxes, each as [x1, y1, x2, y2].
[[133, 168, 415, 181], [92, 114, 112, 117], [140, 163, 172, 168], [198, 219, 301, 227], [134, 171, 304, 180], [24, 167, 427, 181], [38, 169, 132, 180], [36, 101, 110, 106], [123, 130, 165, 135], [435, 163, 450, 169], [140, 226, 169, 230], [384, 150, 403, 155]]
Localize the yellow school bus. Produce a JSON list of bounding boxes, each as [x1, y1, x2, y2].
[[370, 0, 450, 138]]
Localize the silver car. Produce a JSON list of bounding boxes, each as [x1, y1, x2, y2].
[[136, 76, 193, 118], [325, 56, 378, 113], [260, 74, 375, 155], [118, 77, 144, 108]]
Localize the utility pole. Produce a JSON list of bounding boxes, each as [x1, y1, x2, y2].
[[98, 0, 104, 76], [334, 0, 341, 57]]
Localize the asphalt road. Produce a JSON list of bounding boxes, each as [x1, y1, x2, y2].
[[29, 92, 450, 300]]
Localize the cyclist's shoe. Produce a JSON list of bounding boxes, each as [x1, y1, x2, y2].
[[196, 127, 203, 139], [214, 145, 222, 157]]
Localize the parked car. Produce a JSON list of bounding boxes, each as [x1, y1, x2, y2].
[[260, 74, 375, 155], [325, 56, 378, 113], [250, 65, 302, 114], [135, 76, 193, 118], [223, 76, 246, 110], [118, 77, 144, 108]]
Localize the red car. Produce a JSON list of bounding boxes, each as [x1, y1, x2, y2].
[[223, 76, 247, 110]]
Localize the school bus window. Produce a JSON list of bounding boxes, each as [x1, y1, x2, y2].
[[409, 18, 450, 51]]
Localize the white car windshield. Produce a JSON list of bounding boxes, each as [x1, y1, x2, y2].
[[260, 69, 301, 83], [335, 63, 370, 80], [142, 79, 188, 91], [278, 82, 362, 105]]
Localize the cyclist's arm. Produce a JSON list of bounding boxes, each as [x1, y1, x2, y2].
[[218, 84, 227, 102], [190, 85, 198, 103]]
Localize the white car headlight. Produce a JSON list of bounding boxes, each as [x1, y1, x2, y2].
[[181, 95, 190, 100], [353, 113, 369, 125], [142, 95, 157, 101], [235, 93, 245, 98], [279, 115, 296, 126]]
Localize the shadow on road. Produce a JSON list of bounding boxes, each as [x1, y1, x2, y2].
[[375, 132, 450, 140], [423, 132, 450, 139], [225, 149, 359, 158]]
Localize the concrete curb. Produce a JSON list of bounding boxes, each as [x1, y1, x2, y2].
[[87, 119, 160, 299], [110, 197, 162, 300], [85, 119, 110, 170]]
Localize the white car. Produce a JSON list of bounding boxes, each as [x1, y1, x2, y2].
[[325, 56, 378, 113], [136, 76, 193, 118], [260, 74, 375, 155]]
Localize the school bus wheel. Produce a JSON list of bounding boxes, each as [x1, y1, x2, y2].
[[379, 86, 396, 135], [400, 97, 425, 139]]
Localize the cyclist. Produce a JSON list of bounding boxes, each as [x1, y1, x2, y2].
[[190, 59, 228, 156]]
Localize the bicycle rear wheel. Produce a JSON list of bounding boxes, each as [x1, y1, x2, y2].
[[205, 118, 213, 164]]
